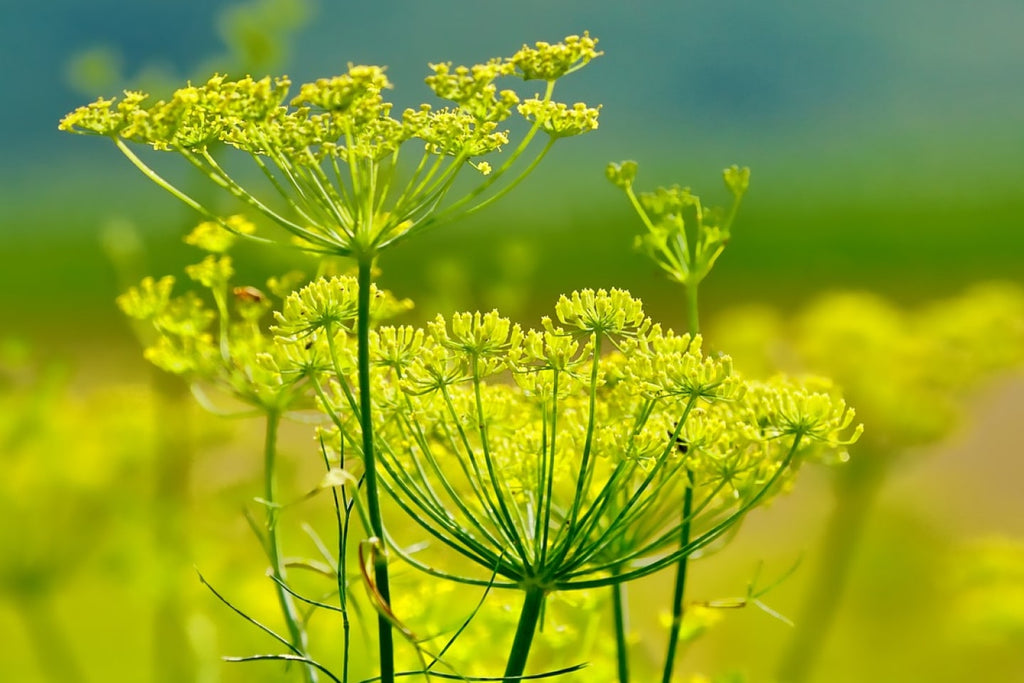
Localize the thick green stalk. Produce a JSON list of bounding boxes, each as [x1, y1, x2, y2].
[[504, 586, 547, 681], [661, 469, 695, 683], [264, 410, 317, 683], [662, 283, 700, 683], [776, 453, 886, 683], [612, 579, 631, 683], [357, 257, 395, 683]]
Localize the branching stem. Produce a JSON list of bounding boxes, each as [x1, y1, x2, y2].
[[504, 586, 547, 681]]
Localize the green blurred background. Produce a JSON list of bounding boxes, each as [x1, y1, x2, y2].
[[1, 0, 1022, 681]]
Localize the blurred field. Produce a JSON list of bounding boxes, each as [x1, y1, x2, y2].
[[2, 1, 1023, 681]]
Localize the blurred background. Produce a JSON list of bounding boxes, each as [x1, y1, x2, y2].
[[1, 0, 1022, 681]]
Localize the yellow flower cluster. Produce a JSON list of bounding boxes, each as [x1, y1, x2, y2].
[[510, 32, 603, 81], [518, 99, 601, 138], [117, 219, 409, 413], [275, 285, 859, 590], [426, 59, 519, 123], [61, 35, 602, 261]]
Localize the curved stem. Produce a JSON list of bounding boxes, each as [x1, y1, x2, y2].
[[722, 191, 745, 236], [776, 454, 886, 683], [438, 81, 555, 221], [356, 257, 395, 683], [624, 185, 658, 235], [504, 586, 547, 681], [374, 439, 511, 570], [319, 432, 352, 683], [556, 403, 696, 576], [561, 433, 804, 589], [395, 397, 508, 549], [473, 364, 532, 568], [264, 410, 318, 683], [460, 137, 556, 219], [186, 147, 332, 247], [400, 82, 558, 243], [438, 386, 522, 552]]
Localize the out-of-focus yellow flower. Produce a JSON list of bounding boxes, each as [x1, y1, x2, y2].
[[946, 536, 1024, 647], [712, 282, 1024, 452]]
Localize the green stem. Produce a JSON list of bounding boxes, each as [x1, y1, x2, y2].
[[612, 579, 631, 683], [504, 586, 547, 681], [686, 281, 700, 339], [624, 185, 659, 236], [663, 289, 699, 683], [661, 469, 695, 683], [461, 138, 556, 219], [357, 257, 395, 683], [264, 410, 317, 683], [776, 454, 886, 683]]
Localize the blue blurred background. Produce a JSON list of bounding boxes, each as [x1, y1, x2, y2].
[[4, 0, 1023, 338], [1, 1, 1022, 681]]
